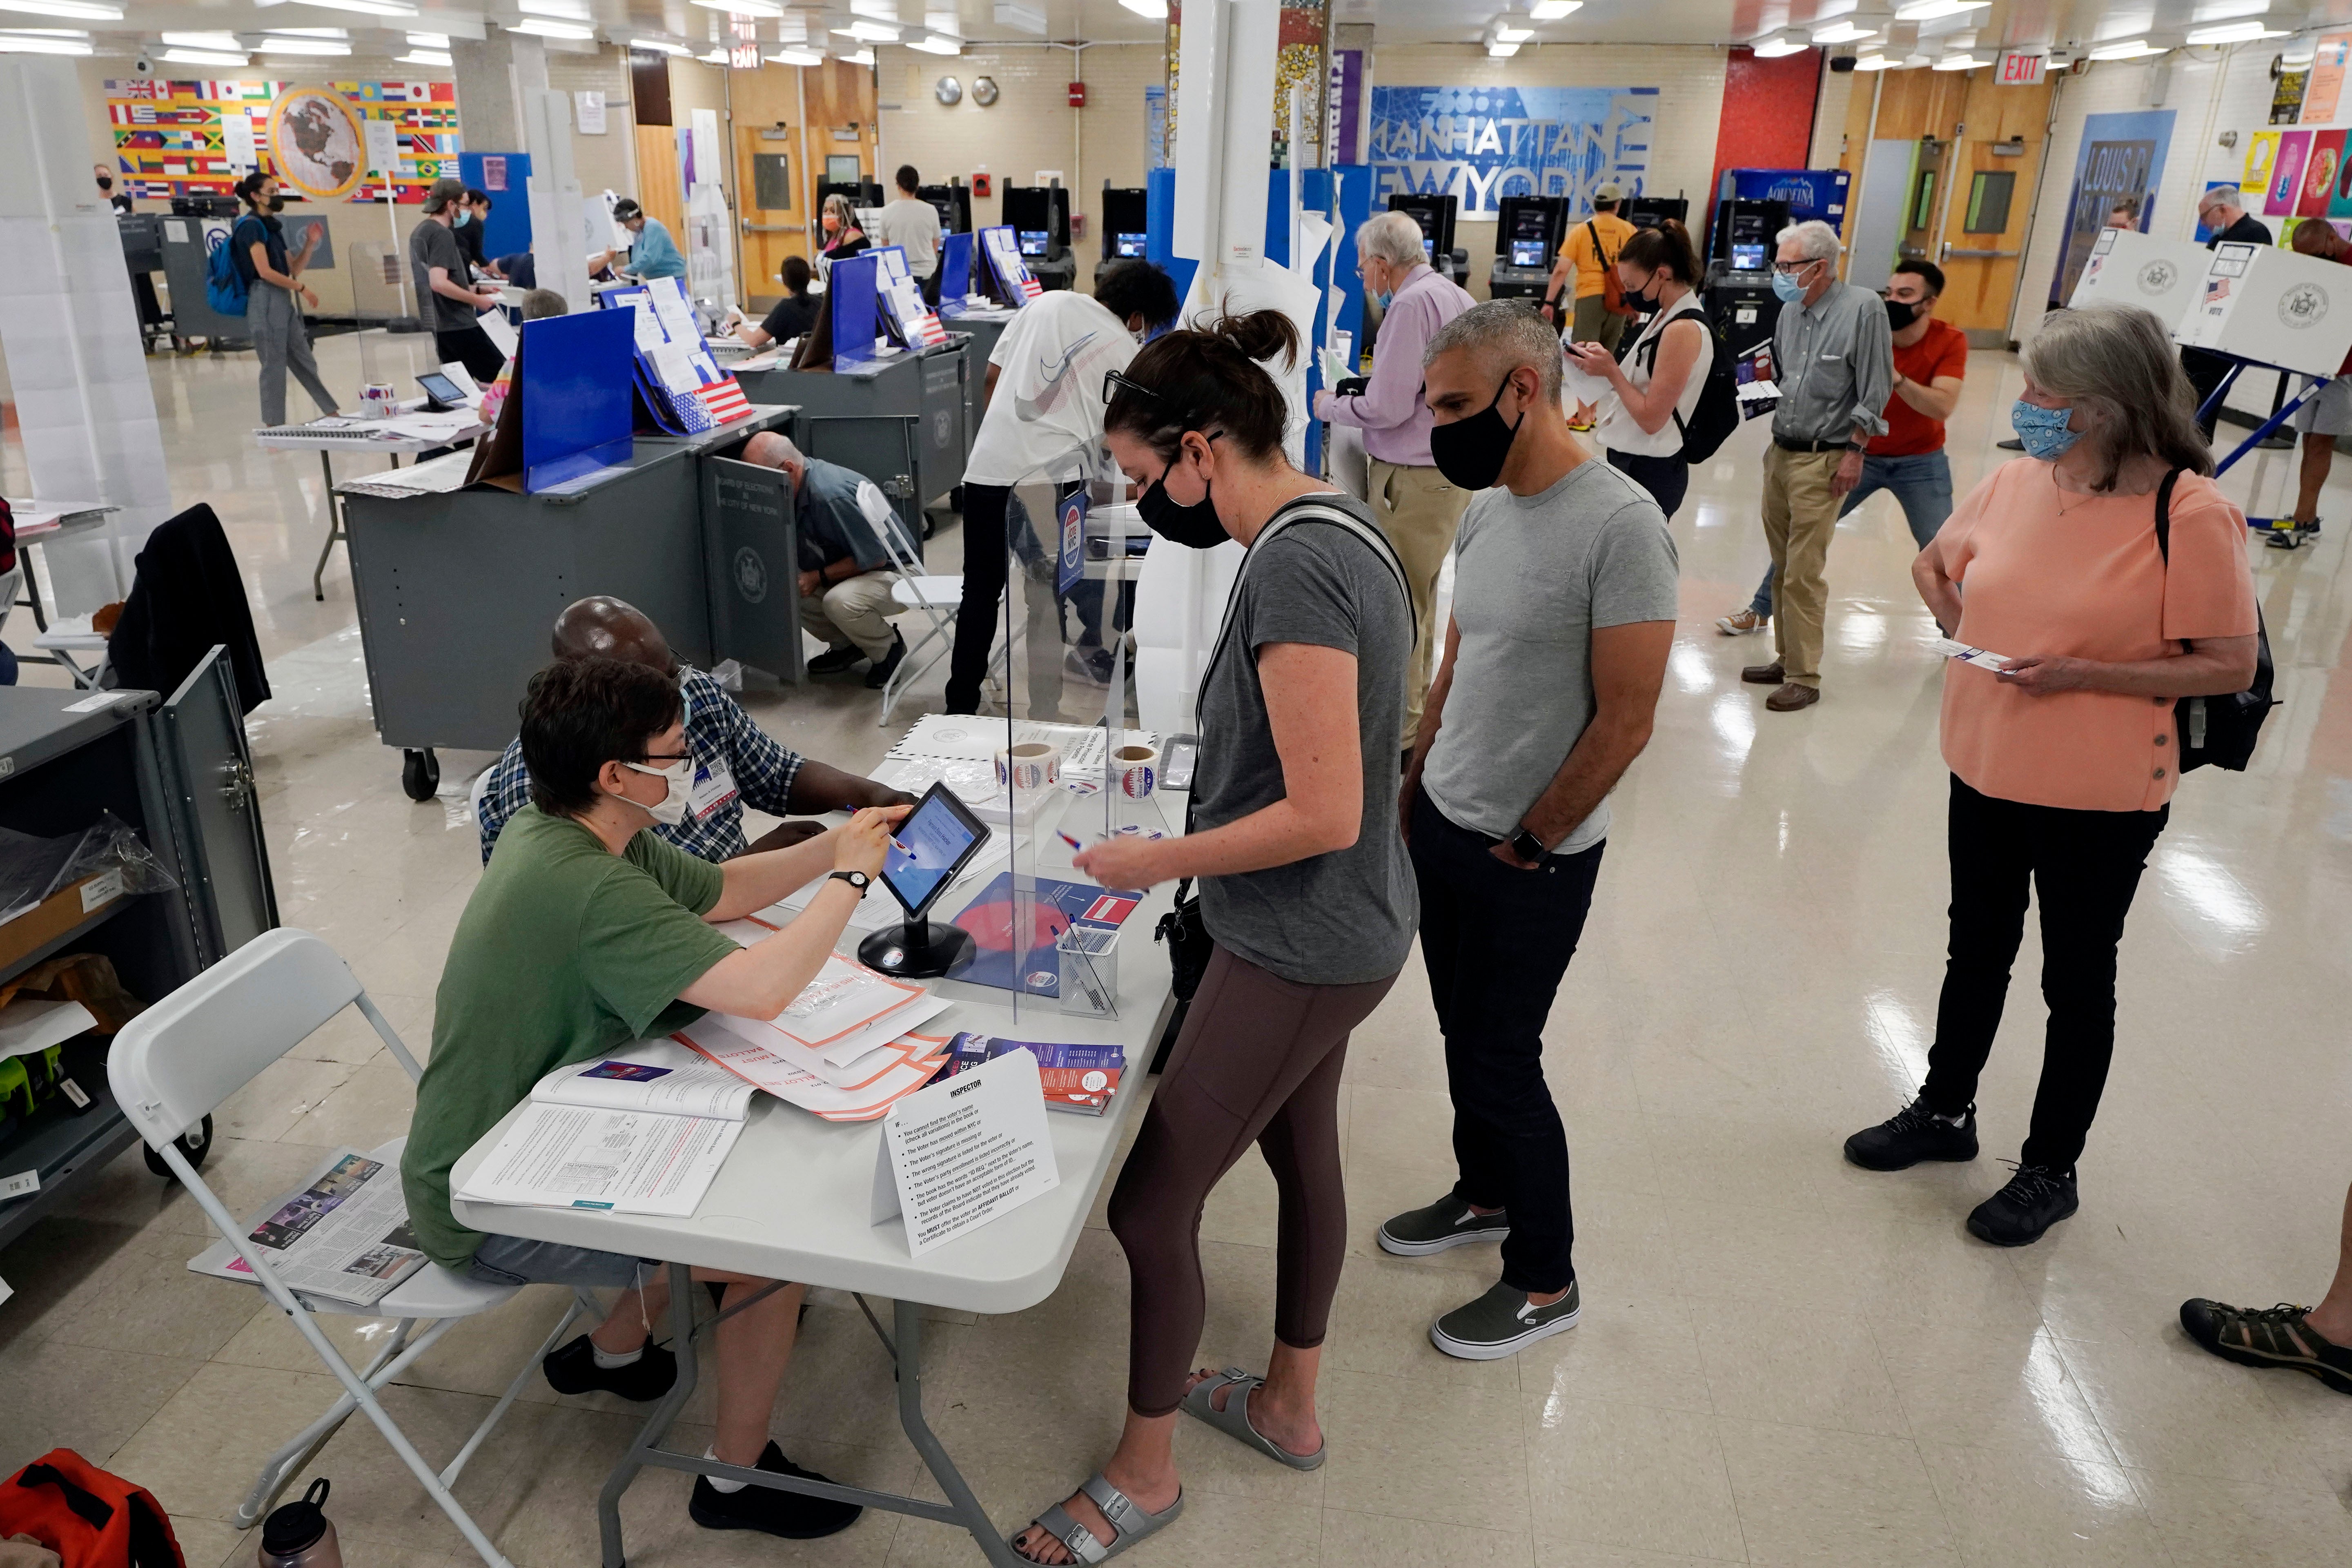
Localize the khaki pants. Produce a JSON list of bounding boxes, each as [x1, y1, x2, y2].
[[1570, 293, 1627, 355], [1370, 457, 1473, 750], [1760, 445, 1843, 688], [801, 570, 901, 662]]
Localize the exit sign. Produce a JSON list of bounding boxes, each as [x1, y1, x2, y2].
[[1997, 51, 2047, 85]]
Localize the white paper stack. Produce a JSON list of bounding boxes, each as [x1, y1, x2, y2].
[[677, 1015, 951, 1122]]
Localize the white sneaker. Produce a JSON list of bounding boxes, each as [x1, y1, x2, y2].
[[1715, 608, 1768, 636]]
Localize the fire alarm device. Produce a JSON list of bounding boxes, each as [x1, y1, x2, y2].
[[973, 173, 992, 197], [1068, 81, 1087, 107]]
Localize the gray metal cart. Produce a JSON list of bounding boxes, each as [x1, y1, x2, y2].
[[0, 653, 280, 1252], [337, 409, 800, 800], [734, 339, 969, 534]]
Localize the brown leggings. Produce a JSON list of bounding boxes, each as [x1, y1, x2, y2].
[[1107, 944, 1397, 1417]]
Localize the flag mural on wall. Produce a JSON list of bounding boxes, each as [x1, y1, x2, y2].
[[104, 79, 460, 202], [1367, 85, 1657, 216]]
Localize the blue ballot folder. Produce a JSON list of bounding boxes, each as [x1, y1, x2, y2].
[[519, 310, 634, 492]]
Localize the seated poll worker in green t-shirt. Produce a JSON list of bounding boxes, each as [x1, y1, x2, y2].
[[401, 655, 907, 1543]]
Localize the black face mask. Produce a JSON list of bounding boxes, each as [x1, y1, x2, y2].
[[1884, 298, 1917, 331], [96, 176, 112, 192], [1137, 454, 1229, 548], [1428, 376, 1526, 492], [268, 196, 287, 213]]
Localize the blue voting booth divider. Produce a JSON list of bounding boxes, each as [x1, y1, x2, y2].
[[519, 309, 634, 492], [457, 152, 532, 262], [939, 232, 973, 300], [830, 252, 883, 368]]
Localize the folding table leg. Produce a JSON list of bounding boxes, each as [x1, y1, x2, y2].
[[313, 450, 344, 601], [893, 1299, 1027, 1568], [599, 1263, 700, 1568]]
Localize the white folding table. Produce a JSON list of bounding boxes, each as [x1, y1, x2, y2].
[[254, 409, 488, 601], [2, 500, 117, 683], [451, 845, 1178, 1568]]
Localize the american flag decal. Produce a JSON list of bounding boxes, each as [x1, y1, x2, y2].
[[695, 377, 752, 425]]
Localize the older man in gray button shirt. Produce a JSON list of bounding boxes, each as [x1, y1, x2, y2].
[[1743, 219, 1892, 712]]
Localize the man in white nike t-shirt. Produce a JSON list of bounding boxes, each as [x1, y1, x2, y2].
[[944, 260, 1180, 713]]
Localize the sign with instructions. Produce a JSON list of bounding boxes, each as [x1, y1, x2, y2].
[[870, 1049, 1059, 1256]]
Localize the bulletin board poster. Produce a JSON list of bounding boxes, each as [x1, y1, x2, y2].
[[1368, 85, 1656, 215], [2274, 70, 2312, 126], [105, 79, 459, 203], [2244, 131, 2280, 209], [2306, 35, 2352, 125], [2047, 111, 2174, 307], [2267, 129, 2312, 216], [2302, 130, 2347, 218]]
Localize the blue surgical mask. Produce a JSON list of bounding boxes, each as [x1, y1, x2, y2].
[[454, 208, 471, 227], [1373, 288, 1394, 311], [1770, 267, 1807, 303], [2009, 399, 2080, 461]]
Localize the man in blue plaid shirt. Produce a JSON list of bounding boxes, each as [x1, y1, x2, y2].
[[476, 597, 912, 864]]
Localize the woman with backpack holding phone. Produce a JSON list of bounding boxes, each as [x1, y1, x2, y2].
[[1841, 305, 2261, 1248], [1568, 219, 1712, 517], [231, 171, 340, 427]]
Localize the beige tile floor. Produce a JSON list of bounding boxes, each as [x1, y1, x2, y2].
[[4, 327, 2352, 1566]]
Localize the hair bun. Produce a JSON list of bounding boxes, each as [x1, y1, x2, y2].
[[1207, 307, 1301, 371]]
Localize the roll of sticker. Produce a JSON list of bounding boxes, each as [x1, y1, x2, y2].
[[1113, 742, 1158, 800], [360, 383, 397, 418], [995, 740, 1062, 794]]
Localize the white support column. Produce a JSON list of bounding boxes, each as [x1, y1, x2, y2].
[[0, 58, 174, 612], [523, 87, 591, 314]]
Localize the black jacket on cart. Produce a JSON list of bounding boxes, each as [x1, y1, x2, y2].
[[107, 503, 272, 714]]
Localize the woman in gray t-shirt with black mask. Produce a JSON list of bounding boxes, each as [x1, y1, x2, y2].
[[1009, 311, 1415, 1566]]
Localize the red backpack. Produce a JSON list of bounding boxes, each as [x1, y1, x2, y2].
[[0, 1452, 184, 1568]]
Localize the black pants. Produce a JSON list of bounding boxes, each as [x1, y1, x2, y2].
[[434, 323, 506, 385], [2181, 347, 2231, 440], [1920, 775, 2167, 1171], [944, 481, 1011, 713], [1607, 448, 1689, 519], [1410, 788, 1603, 1294]]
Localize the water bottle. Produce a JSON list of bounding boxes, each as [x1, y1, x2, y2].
[[258, 1479, 342, 1568]]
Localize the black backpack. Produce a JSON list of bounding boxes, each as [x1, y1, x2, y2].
[[1636, 295, 1740, 463], [2154, 468, 2275, 772]]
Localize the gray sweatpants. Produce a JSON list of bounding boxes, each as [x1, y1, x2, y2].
[[251, 284, 339, 427]]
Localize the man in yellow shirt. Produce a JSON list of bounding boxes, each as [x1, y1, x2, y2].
[[1544, 181, 1636, 355]]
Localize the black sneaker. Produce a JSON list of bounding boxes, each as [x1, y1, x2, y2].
[[541, 1334, 677, 1402], [863, 632, 908, 690], [2179, 1299, 2352, 1395], [1966, 1163, 2078, 1247], [807, 645, 864, 676], [1842, 1096, 1978, 1171], [688, 1441, 863, 1540]]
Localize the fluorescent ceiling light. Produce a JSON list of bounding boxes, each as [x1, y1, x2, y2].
[[1813, 21, 1875, 43], [630, 36, 689, 53], [396, 48, 450, 65], [1486, 40, 1520, 56], [1852, 52, 1894, 68], [509, 17, 595, 37], [1932, 52, 1985, 69], [162, 29, 243, 48], [2184, 21, 2286, 43], [849, 0, 897, 16], [0, 0, 120, 18], [688, 0, 784, 15], [274, 0, 416, 16], [1527, 0, 1581, 16], [923, 8, 962, 33], [766, 46, 823, 63], [517, 0, 588, 16], [163, 47, 251, 65], [1894, 0, 1988, 18], [1492, 22, 1533, 42], [1752, 33, 1808, 56], [261, 25, 345, 34], [908, 31, 960, 53], [1118, 0, 1166, 18], [994, 2, 1046, 35], [698, 46, 727, 60], [2088, 38, 2165, 59], [0, 29, 90, 49], [405, 30, 446, 45], [844, 47, 874, 63], [835, 20, 900, 40], [259, 37, 354, 54]]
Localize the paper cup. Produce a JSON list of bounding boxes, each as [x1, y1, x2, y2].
[[995, 740, 1061, 795], [1113, 742, 1159, 800]]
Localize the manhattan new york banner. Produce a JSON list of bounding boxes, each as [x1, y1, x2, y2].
[[1368, 85, 1657, 216], [105, 78, 461, 203]]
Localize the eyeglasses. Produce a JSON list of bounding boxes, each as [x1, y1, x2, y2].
[[1771, 257, 1822, 276], [631, 751, 691, 766], [1103, 367, 1160, 405]]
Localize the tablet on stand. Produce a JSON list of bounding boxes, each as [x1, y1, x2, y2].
[[858, 781, 994, 979]]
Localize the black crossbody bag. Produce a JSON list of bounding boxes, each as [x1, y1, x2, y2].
[[1154, 501, 1414, 1004], [2153, 468, 2276, 772]]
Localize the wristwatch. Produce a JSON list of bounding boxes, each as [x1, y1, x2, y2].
[[829, 871, 872, 891], [1508, 826, 1547, 864]]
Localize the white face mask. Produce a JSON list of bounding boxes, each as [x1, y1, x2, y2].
[[624, 757, 692, 826]]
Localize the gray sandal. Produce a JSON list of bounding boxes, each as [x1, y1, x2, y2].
[[1180, 1367, 1326, 1470], [1017, 1472, 1183, 1564]]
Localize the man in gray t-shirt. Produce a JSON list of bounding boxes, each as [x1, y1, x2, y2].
[[1379, 301, 1677, 1363]]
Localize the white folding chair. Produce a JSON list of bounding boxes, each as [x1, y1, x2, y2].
[[853, 479, 962, 724], [109, 929, 599, 1568], [30, 611, 111, 690]]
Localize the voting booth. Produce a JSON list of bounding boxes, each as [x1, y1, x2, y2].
[[2069, 228, 2210, 332], [2178, 241, 2352, 376]]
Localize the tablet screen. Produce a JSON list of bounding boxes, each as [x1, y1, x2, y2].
[[881, 782, 990, 915], [417, 371, 468, 405]]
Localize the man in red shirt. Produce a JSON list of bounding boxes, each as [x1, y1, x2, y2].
[[1719, 260, 1969, 635], [2281, 219, 2352, 548]]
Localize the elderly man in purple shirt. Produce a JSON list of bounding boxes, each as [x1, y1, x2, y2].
[[1315, 210, 1477, 759]]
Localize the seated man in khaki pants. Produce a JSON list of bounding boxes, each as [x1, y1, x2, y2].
[[742, 432, 915, 690], [1314, 211, 1477, 760]]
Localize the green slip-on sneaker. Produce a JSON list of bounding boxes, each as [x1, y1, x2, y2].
[[1430, 1279, 1581, 1361], [1378, 1195, 1508, 1256]]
